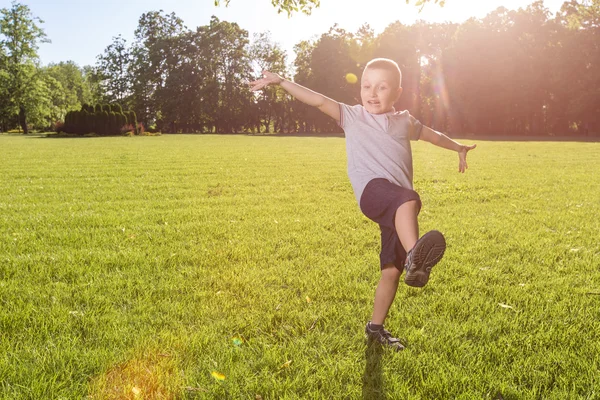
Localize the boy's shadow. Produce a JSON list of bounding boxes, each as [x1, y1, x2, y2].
[[362, 342, 387, 400]]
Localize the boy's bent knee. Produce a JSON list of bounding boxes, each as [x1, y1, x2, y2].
[[397, 198, 420, 210], [395, 197, 422, 217], [381, 264, 401, 280]]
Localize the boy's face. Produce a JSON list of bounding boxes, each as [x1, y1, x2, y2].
[[360, 68, 403, 114]]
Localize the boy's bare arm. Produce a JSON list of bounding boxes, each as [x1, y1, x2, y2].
[[249, 71, 341, 122], [420, 126, 477, 173]]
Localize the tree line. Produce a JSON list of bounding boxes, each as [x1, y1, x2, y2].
[[1, 0, 598, 137]]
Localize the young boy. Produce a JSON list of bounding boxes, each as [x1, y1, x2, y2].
[[249, 58, 476, 351]]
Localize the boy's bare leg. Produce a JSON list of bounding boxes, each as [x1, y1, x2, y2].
[[394, 200, 419, 252], [371, 264, 401, 324]]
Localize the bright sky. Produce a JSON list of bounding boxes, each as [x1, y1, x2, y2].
[[11, 0, 567, 68]]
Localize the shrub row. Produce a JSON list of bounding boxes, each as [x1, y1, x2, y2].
[[61, 104, 138, 136]]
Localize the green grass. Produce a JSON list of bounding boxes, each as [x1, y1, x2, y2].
[[1, 134, 599, 399]]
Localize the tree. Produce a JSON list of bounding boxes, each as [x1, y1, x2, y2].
[[376, 22, 421, 118], [214, 0, 444, 15], [129, 10, 186, 128], [81, 65, 106, 104], [0, 1, 49, 134], [215, 0, 320, 15], [43, 61, 93, 121], [96, 35, 131, 103], [291, 39, 316, 132], [556, 0, 600, 135], [249, 31, 288, 132], [306, 25, 358, 132], [194, 16, 254, 133]]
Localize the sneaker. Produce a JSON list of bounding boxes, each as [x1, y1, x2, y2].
[[404, 230, 446, 288], [365, 322, 404, 351]]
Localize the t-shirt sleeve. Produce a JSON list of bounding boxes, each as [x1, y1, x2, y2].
[[337, 103, 361, 130], [408, 114, 423, 141]]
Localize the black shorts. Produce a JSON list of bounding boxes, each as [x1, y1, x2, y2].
[[359, 178, 422, 270]]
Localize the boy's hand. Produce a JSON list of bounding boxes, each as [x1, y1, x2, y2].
[[248, 71, 283, 91], [458, 144, 476, 173]]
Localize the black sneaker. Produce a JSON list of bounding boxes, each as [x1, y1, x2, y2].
[[365, 322, 404, 351], [404, 230, 446, 288]]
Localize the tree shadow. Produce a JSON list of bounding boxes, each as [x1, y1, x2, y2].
[[362, 341, 386, 400]]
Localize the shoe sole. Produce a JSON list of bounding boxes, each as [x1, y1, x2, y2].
[[404, 230, 446, 288]]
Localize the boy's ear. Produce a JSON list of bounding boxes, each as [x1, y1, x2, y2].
[[395, 87, 403, 101]]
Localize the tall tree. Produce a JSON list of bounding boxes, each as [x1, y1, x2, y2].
[[129, 10, 186, 128], [96, 35, 131, 103], [249, 31, 287, 132], [196, 16, 253, 133], [215, 0, 320, 15], [43, 61, 92, 118], [376, 22, 421, 117], [215, 0, 444, 15], [0, 1, 49, 134], [308, 25, 358, 132], [81, 65, 107, 104], [0, 41, 12, 131], [292, 39, 316, 132]]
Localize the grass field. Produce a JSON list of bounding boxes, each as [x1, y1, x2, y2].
[[1, 134, 599, 399]]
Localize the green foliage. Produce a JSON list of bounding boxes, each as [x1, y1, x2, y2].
[[96, 35, 131, 103], [0, 1, 49, 134], [215, 0, 320, 16], [101, 110, 108, 135], [81, 110, 90, 134], [108, 111, 116, 135], [216, 0, 444, 15]]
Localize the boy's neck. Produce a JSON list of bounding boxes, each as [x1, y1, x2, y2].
[[366, 106, 396, 116]]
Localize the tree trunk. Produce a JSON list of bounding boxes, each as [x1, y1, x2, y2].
[[19, 106, 29, 134]]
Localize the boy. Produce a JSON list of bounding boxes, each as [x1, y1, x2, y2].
[[249, 58, 476, 351]]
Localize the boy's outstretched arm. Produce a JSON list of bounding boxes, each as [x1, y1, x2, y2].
[[249, 71, 340, 122], [420, 126, 477, 173]]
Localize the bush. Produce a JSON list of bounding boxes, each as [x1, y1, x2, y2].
[[118, 113, 126, 131], [121, 123, 135, 136], [101, 111, 109, 136], [127, 111, 139, 134], [82, 110, 91, 134], [108, 112, 117, 135], [72, 110, 82, 135], [54, 121, 65, 133]]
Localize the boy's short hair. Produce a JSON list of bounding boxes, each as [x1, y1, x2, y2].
[[365, 58, 402, 88]]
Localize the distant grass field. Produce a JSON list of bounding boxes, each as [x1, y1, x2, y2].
[[1, 134, 599, 399]]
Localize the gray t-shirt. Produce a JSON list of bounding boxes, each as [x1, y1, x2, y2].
[[338, 103, 423, 203]]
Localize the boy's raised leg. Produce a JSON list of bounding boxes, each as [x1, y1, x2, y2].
[[394, 200, 446, 287], [394, 200, 420, 252]]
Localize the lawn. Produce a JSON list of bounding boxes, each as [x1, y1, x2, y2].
[[0, 134, 599, 399]]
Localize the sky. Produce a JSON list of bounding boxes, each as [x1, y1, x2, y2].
[[6, 0, 568, 68]]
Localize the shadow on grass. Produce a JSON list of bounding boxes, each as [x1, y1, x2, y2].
[[362, 342, 386, 400]]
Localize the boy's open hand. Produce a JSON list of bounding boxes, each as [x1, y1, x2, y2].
[[248, 71, 283, 91], [458, 144, 477, 173]]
